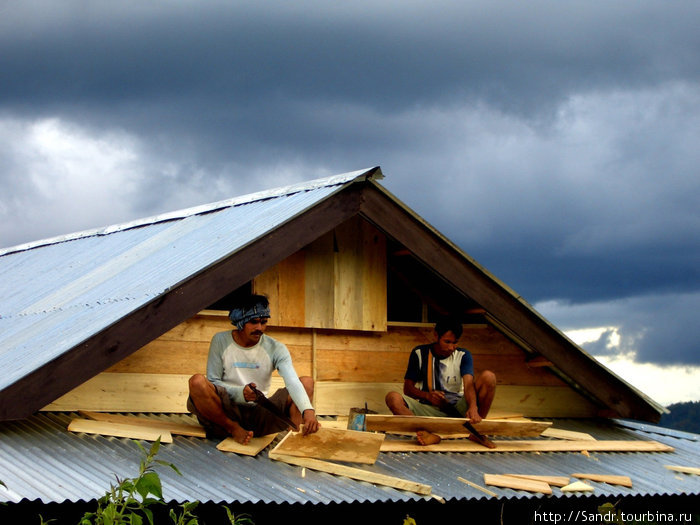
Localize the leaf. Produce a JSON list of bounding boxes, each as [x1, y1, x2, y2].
[[129, 514, 143, 525], [135, 472, 163, 500]]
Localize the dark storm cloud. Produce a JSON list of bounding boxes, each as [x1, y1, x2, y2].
[[1, 1, 698, 369]]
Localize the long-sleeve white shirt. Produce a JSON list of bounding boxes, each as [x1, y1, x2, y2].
[[206, 331, 313, 413]]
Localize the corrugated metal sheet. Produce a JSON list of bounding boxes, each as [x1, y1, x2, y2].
[[1, 414, 698, 505], [0, 169, 379, 394]]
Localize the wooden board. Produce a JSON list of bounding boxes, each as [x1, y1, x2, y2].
[[217, 433, 279, 456], [457, 476, 498, 497], [561, 481, 595, 492], [572, 473, 633, 487], [380, 439, 675, 453], [44, 376, 601, 417], [67, 418, 173, 443], [541, 427, 596, 441], [502, 474, 571, 487], [665, 465, 700, 476], [365, 414, 552, 437], [270, 427, 385, 464], [268, 453, 431, 495], [484, 474, 552, 494], [79, 411, 206, 437]]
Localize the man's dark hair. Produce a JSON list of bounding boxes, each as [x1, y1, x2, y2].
[[434, 316, 463, 339], [238, 294, 269, 311]]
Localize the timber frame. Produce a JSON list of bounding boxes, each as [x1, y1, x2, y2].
[[0, 169, 663, 422]]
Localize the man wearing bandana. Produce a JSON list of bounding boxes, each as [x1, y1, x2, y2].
[[188, 294, 320, 444]]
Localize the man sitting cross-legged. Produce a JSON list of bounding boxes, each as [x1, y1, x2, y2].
[[188, 294, 320, 444], [385, 316, 496, 445]]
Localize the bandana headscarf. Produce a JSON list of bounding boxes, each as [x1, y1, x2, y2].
[[229, 300, 271, 330]]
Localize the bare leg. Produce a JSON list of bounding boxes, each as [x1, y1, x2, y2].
[[385, 391, 441, 446], [188, 374, 253, 444], [385, 391, 413, 415], [475, 370, 497, 418]]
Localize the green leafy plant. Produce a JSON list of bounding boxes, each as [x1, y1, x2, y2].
[[79, 438, 179, 525]]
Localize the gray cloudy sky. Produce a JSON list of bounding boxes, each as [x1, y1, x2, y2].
[[1, 1, 698, 402]]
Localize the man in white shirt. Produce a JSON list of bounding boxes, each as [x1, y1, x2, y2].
[[188, 294, 320, 444]]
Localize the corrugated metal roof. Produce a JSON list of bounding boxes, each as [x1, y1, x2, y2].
[[0, 168, 381, 395], [1, 414, 698, 506]]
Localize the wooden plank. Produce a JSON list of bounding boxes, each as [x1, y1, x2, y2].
[[457, 477, 498, 497], [304, 231, 336, 329], [542, 428, 596, 441], [268, 453, 431, 495], [484, 474, 552, 494], [43, 373, 191, 413], [44, 374, 599, 418], [561, 481, 595, 492], [217, 433, 279, 456], [79, 411, 206, 438], [67, 418, 173, 443], [572, 473, 632, 487], [665, 465, 700, 476], [365, 415, 552, 437], [270, 427, 385, 464], [502, 474, 571, 487], [380, 439, 675, 453]]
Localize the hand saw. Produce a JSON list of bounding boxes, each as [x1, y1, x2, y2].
[[248, 383, 297, 429], [462, 419, 497, 449]]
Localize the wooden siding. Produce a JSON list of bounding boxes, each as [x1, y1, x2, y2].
[[254, 216, 387, 331], [44, 311, 599, 417]]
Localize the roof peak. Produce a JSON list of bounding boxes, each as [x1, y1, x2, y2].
[[1, 167, 383, 256]]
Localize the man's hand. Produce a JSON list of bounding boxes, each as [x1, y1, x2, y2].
[[301, 409, 321, 436], [243, 383, 258, 402], [466, 405, 482, 424], [425, 390, 450, 409]]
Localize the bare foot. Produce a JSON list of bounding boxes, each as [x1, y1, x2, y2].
[[416, 430, 441, 446], [231, 423, 254, 445]]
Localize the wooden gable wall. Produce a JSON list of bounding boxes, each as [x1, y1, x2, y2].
[[43, 216, 600, 418]]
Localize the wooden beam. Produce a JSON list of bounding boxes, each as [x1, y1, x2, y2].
[[67, 418, 173, 443], [502, 474, 571, 487], [541, 427, 596, 441], [365, 414, 551, 437], [561, 481, 595, 492], [1, 182, 368, 421], [457, 477, 498, 497], [572, 473, 633, 487], [483, 474, 552, 494], [359, 184, 661, 422], [665, 465, 700, 476], [380, 439, 674, 453], [217, 433, 279, 456], [268, 453, 431, 495], [78, 411, 206, 438], [270, 427, 385, 465]]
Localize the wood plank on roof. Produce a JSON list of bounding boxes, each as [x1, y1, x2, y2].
[[270, 427, 385, 465], [268, 453, 431, 495], [79, 411, 206, 437], [67, 418, 173, 443], [380, 439, 674, 453], [484, 474, 552, 494], [217, 433, 279, 456], [665, 465, 700, 476], [365, 414, 551, 436], [572, 473, 633, 487], [502, 474, 571, 487]]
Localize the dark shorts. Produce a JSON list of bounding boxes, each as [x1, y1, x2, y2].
[[187, 385, 292, 439]]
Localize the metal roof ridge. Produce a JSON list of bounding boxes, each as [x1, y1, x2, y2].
[[0, 167, 382, 256]]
